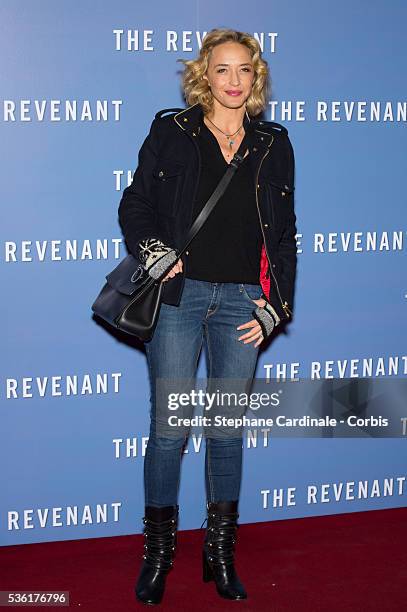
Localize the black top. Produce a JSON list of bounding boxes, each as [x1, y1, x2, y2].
[[184, 118, 263, 284]]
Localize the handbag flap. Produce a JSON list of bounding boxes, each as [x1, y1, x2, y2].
[[105, 254, 150, 296]]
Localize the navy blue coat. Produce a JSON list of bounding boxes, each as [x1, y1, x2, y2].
[[118, 102, 297, 322]]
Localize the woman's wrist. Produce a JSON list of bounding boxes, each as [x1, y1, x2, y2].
[[252, 299, 281, 339], [138, 237, 178, 279]]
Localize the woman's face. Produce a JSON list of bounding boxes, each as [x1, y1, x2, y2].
[[203, 41, 255, 111]]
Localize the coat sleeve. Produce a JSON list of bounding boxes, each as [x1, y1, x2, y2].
[[277, 134, 297, 312], [118, 118, 167, 260]]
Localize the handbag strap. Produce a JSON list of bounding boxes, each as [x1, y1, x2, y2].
[[177, 138, 249, 259], [151, 133, 249, 283]]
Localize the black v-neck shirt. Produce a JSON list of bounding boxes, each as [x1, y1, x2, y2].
[[184, 119, 263, 284]]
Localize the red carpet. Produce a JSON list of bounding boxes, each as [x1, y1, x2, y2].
[[1, 507, 406, 611]]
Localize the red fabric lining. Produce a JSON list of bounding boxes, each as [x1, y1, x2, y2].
[[259, 243, 270, 299]]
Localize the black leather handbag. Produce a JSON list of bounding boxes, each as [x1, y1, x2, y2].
[[91, 146, 247, 341]]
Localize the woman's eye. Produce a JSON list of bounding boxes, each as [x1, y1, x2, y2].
[[216, 67, 252, 73]]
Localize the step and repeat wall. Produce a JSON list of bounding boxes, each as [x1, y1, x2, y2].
[[1, 0, 406, 545]]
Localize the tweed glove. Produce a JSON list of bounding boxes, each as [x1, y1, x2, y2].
[[252, 295, 281, 339], [138, 237, 178, 280]]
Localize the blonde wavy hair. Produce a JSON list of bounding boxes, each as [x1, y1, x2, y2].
[[177, 28, 269, 118]]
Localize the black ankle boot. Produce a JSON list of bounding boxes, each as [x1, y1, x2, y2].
[[135, 505, 179, 605], [202, 500, 247, 600]]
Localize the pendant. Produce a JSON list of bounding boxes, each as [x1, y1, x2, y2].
[[229, 139, 234, 149]]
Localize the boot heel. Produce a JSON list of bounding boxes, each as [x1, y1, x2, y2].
[[202, 549, 213, 582]]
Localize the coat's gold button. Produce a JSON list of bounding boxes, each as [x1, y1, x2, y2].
[[186, 250, 189, 255], [183, 117, 188, 122], [158, 170, 164, 177], [264, 223, 269, 228], [282, 191, 286, 196], [257, 183, 260, 189]]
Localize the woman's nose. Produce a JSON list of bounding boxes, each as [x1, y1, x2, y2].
[[229, 72, 241, 87]]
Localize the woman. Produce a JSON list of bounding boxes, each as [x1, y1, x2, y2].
[[118, 28, 297, 605]]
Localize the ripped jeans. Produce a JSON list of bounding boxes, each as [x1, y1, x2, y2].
[[143, 277, 262, 507]]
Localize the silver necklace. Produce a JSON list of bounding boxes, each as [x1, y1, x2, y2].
[[205, 116, 243, 149]]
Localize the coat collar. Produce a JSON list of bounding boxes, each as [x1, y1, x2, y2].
[[173, 102, 273, 151]]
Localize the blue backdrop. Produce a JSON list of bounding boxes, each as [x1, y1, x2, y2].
[[1, 0, 406, 546]]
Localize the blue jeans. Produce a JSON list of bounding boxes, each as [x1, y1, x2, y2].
[[143, 277, 263, 507]]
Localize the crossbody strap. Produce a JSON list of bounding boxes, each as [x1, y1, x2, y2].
[[178, 140, 249, 258], [151, 135, 249, 283], [178, 155, 244, 256]]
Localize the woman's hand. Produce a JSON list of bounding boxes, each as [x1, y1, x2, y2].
[[236, 296, 266, 348], [162, 258, 183, 282]]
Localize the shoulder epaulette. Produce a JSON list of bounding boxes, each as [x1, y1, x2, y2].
[[155, 107, 184, 120], [254, 120, 288, 135]]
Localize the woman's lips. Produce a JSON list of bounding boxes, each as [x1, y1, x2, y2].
[[225, 90, 242, 96]]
